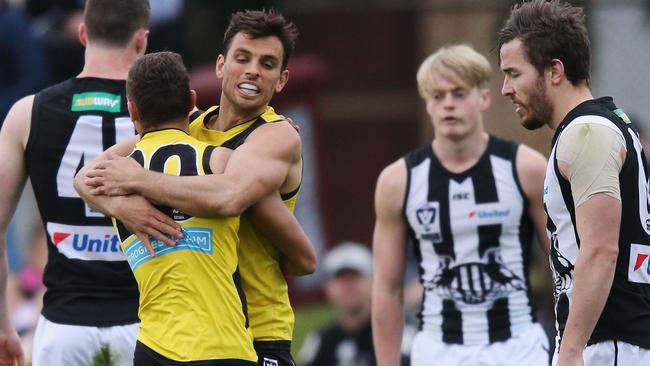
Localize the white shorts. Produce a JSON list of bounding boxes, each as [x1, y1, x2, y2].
[[410, 323, 549, 366], [552, 340, 650, 366], [32, 315, 139, 366]]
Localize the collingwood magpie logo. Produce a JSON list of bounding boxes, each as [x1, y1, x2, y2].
[[426, 248, 525, 306], [550, 234, 574, 299], [415, 202, 442, 243]]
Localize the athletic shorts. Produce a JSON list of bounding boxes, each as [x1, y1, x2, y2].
[[254, 340, 295, 366], [410, 323, 549, 366], [552, 339, 650, 366], [134, 341, 257, 366], [32, 315, 139, 366]]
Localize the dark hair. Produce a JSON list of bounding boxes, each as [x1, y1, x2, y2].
[[84, 0, 150, 47], [223, 9, 299, 70], [497, 0, 591, 86], [127, 52, 192, 128]]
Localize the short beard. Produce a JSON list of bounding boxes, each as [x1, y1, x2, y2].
[[522, 77, 553, 130]]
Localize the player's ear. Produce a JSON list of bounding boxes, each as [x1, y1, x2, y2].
[[275, 69, 289, 93], [216, 55, 225, 79], [134, 29, 149, 55], [127, 100, 139, 123], [189, 90, 197, 111], [549, 59, 564, 85], [479, 88, 492, 112], [127, 101, 142, 135], [78, 23, 87, 47]]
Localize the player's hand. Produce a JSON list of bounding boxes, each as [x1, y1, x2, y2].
[[0, 328, 24, 366], [112, 195, 182, 256], [85, 153, 142, 196]]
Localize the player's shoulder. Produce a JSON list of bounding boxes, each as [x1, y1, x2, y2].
[[376, 158, 407, 196], [561, 118, 623, 145], [515, 143, 547, 173], [248, 117, 301, 152], [1, 94, 35, 146], [516, 143, 546, 164], [514, 143, 547, 190], [7, 94, 35, 116]]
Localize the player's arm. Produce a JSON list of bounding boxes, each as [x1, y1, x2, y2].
[[204, 140, 315, 276], [74, 136, 139, 216], [372, 159, 408, 366], [73, 137, 182, 251], [246, 193, 316, 276], [87, 121, 301, 217], [555, 123, 624, 365], [0, 96, 34, 366], [516, 144, 551, 254]]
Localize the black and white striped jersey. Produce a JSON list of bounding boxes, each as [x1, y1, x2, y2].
[[544, 97, 650, 350], [403, 136, 536, 345]]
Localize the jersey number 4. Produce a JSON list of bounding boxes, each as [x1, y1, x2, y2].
[[55, 115, 135, 217]]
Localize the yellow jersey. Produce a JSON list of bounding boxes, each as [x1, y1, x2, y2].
[[190, 106, 298, 342], [113, 128, 256, 363]]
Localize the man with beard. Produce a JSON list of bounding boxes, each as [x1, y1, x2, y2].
[[372, 44, 549, 366], [499, 1, 650, 365]]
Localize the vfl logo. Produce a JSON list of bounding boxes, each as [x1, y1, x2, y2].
[[413, 202, 442, 243], [629, 244, 650, 284], [263, 358, 279, 366], [416, 206, 436, 225]]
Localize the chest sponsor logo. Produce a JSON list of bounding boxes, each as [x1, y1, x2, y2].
[[71, 92, 121, 112], [46, 222, 125, 261], [629, 243, 650, 284], [123, 227, 213, 271], [412, 202, 442, 243], [468, 209, 510, 219]]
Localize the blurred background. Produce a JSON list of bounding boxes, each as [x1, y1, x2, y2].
[[2, 0, 649, 363]]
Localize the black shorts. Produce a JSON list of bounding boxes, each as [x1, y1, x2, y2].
[[134, 341, 256, 366], [254, 340, 295, 366]]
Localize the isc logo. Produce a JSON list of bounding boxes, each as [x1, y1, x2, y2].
[[452, 192, 470, 200], [47, 222, 126, 262]]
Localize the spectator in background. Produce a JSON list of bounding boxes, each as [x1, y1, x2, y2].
[[0, 0, 49, 124], [301, 242, 412, 366]]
